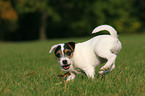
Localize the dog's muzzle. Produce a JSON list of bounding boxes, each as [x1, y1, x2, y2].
[[61, 60, 71, 70], [62, 64, 71, 70]]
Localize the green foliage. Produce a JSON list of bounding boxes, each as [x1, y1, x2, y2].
[[15, 0, 61, 22], [0, 0, 145, 40], [0, 35, 145, 95], [0, 0, 18, 40]]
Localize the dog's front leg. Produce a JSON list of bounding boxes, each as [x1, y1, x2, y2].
[[66, 72, 76, 81], [84, 66, 95, 79]]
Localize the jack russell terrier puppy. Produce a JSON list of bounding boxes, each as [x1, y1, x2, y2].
[[49, 25, 122, 81]]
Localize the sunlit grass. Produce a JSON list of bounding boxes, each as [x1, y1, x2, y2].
[[0, 35, 145, 96]]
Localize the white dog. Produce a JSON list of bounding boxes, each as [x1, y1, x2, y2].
[[49, 25, 122, 81]]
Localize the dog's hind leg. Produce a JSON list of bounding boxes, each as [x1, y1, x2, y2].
[[98, 51, 117, 71], [110, 62, 115, 70]]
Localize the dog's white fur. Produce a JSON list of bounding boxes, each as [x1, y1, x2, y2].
[[50, 25, 122, 81]]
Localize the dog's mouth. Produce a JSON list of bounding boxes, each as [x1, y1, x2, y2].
[[62, 64, 70, 70]]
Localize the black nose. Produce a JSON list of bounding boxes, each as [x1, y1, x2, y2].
[[62, 60, 67, 64]]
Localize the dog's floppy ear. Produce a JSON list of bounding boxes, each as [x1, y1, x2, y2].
[[66, 42, 75, 52], [49, 44, 59, 53]]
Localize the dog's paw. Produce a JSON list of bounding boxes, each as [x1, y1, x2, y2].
[[57, 75, 65, 78], [58, 72, 71, 79], [100, 67, 109, 71], [98, 70, 111, 75], [98, 71, 104, 75]]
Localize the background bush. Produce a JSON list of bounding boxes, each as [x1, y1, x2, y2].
[[0, 0, 144, 41]]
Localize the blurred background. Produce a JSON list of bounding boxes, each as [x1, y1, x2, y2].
[[0, 0, 144, 41]]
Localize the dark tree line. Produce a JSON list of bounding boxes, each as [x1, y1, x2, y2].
[[0, 0, 145, 41]]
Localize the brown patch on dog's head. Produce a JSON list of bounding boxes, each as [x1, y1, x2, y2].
[[54, 45, 61, 60], [64, 49, 73, 58], [64, 42, 75, 58]]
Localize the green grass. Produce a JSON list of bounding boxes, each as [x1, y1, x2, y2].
[[0, 35, 145, 96]]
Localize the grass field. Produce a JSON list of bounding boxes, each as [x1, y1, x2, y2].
[[0, 35, 145, 96]]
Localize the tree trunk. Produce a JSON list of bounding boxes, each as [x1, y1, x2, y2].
[[39, 11, 47, 40]]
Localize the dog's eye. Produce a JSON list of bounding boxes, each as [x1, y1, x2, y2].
[[56, 53, 60, 58], [66, 51, 71, 56]]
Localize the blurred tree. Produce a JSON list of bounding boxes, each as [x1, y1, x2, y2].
[[46, 0, 98, 38], [46, 0, 142, 37], [105, 0, 141, 33], [0, 0, 144, 41], [0, 0, 17, 20], [15, 0, 61, 40], [133, 0, 145, 32], [0, 0, 18, 40], [74, 0, 141, 34]]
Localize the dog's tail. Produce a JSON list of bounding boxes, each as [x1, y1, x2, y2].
[[92, 25, 118, 38]]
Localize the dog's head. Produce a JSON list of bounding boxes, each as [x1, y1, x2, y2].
[[49, 42, 75, 71]]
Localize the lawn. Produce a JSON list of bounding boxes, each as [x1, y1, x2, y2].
[[0, 35, 145, 96]]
